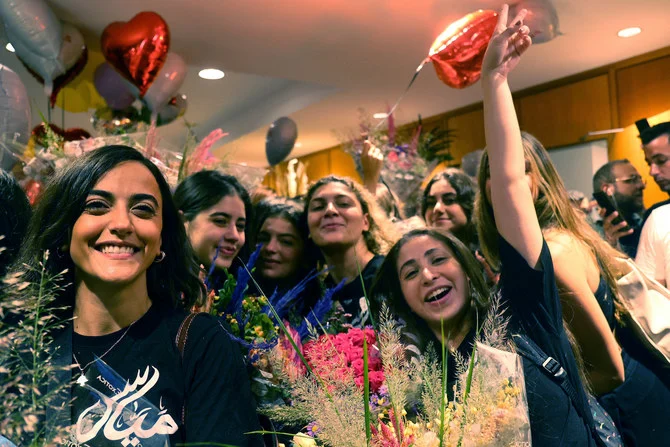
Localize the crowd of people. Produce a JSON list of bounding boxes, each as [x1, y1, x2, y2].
[[1, 6, 669, 447]]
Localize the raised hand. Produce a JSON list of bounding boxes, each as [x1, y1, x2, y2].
[[481, 4, 532, 82], [361, 139, 384, 194]]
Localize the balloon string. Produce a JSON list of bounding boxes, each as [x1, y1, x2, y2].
[[373, 56, 430, 130], [61, 93, 65, 129]]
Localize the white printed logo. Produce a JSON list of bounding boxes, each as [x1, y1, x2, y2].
[[76, 366, 178, 446]]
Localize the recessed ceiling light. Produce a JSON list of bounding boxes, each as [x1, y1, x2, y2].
[[294, 142, 302, 148], [5, 43, 15, 52], [198, 68, 225, 80], [617, 27, 641, 38], [373, 113, 388, 119]]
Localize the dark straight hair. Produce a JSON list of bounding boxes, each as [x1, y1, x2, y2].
[[421, 169, 478, 250], [173, 170, 253, 263], [370, 228, 489, 351], [0, 170, 32, 277], [12, 145, 205, 315]]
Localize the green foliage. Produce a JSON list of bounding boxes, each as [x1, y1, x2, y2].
[[416, 116, 456, 165]]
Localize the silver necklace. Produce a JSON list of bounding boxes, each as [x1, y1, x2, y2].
[[73, 320, 137, 386]]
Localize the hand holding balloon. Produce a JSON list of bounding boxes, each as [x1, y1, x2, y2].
[[481, 5, 532, 82]]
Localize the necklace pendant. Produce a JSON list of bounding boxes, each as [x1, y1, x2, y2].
[[76, 373, 88, 386]]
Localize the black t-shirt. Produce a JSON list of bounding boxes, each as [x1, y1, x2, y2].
[[497, 237, 597, 447], [325, 254, 384, 327], [69, 305, 263, 447]]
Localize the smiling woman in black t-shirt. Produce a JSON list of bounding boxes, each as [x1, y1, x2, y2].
[[13, 146, 262, 447]]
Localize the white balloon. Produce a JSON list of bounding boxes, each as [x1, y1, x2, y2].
[[7, 22, 86, 97], [510, 0, 561, 44], [144, 53, 187, 112], [0, 0, 62, 59], [0, 65, 31, 170]]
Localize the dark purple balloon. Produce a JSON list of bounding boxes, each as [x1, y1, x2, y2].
[[266, 116, 298, 166], [93, 62, 137, 110]]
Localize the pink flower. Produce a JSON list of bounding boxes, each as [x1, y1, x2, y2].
[[369, 371, 385, 392], [354, 370, 385, 393], [344, 346, 363, 364]]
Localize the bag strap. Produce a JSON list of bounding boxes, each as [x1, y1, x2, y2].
[[175, 312, 205, 426], [512, 335, 587, 423], [176, 312, 201, 358]]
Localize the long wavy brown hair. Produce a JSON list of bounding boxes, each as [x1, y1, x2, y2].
[[302, 176, 401, 258], [475, 132, 627, 319]]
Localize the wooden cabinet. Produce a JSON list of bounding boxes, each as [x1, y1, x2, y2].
[[329, 147, 361, 182], [616, 55, 670, 127], [518, 75, 612, 148]]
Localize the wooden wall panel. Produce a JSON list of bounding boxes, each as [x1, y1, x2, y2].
[[519, 75, 612, 148], [301, 150, 331, 182], [616, 55, 670, 127], [328, 147, 361, 182], [446, 108, 486, 164]]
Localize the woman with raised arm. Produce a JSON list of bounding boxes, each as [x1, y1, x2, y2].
[[371, 8, 604, 445], [477, 10, 670, 447], [13, 146, 262, 446], [477, 5, 602, 444]]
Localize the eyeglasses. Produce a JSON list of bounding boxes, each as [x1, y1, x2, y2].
[[614, 175, 646, 186]]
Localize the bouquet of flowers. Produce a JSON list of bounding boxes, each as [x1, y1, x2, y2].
[[262, 302, 531, 447], [342, 110, 455, 206]]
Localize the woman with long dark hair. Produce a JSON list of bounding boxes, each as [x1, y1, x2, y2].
[[421, 168, 478, 251], [251, 198, 320, 314], [13, 146, 261, 446], [174, 170, 253, 288]]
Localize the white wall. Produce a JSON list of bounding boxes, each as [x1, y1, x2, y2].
[[546, 138, 609, 196]]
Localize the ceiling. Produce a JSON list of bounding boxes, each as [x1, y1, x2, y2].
[[1, 0, 668, 167]]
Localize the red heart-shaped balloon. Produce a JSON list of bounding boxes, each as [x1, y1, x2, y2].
[[32, 123, 91, 145], [429, 10, 498, 89], [24, 179, 44, 206], [101, 11, 170, 97]]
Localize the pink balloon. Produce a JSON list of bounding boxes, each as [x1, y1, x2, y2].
[[94, 62, 138, 110], [143, 52, 187, 113]]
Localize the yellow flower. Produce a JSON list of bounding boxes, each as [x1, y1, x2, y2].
[[415, 431, 439, 447], [293, 434, 316, 447]]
